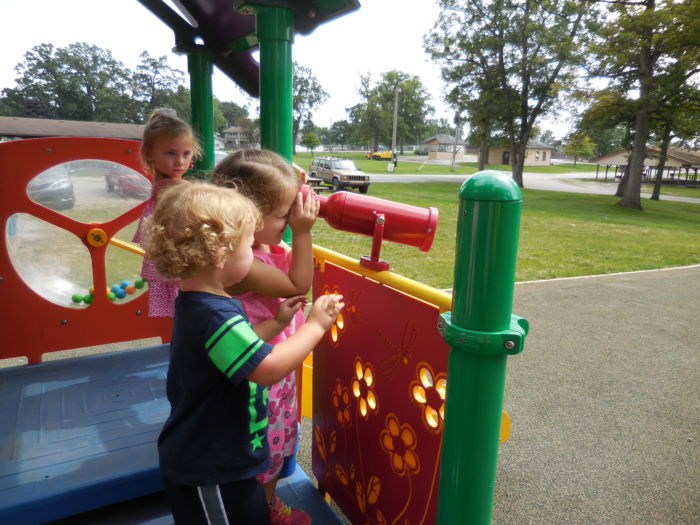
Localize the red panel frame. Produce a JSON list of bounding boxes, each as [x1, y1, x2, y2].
[[0, 137, 171, 363]]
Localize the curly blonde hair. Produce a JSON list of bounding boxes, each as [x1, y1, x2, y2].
[[140, 108, 202, 175], [211, 149, 299, 215], [142, 182, 261, 279]]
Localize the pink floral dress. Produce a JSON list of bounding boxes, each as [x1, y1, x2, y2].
[[132, 181, 181, 317], [237, 245, 305, 483]]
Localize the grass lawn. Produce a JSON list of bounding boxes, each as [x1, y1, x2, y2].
[[311, 182, 700, 289], [294, 151, 599, 175], [294, 151, 476, 176]]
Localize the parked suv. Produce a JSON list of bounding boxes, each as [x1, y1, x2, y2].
[[309, 156, 370, 193]]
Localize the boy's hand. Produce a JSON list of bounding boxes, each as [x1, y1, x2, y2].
[[307, 294, 344, 332], [275, 295, 307, 326], [288, 189, 319, 234]]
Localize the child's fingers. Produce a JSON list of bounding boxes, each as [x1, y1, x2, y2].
[[285, 295, 307, 307], [288, 302, 303, 313]]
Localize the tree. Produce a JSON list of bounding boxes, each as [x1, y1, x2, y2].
[[649, 84, 700, 200], [539, 130, 556, 146], [328, 120, 354, 149], [347, 71, 434, 152], [132, 51, 186, 121], [563, 132, 596, 166], [301, 131, 321, 153], [239, 117, 261, 148], [218, 101, 248, 133], [423, 118, 454, 138], [3, 42, 134, 121], [347, 74, 383, 150], [0, 43, 196, 124], [292, 62, 328, 153], [575, 89, 632, 158], [590, 0, 699, 209], [426, 0, 598, 187]]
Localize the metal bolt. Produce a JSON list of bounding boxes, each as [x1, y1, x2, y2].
[[60, 319, 68, 325], [504, 340, 516, 350], [45, 147, 52, 153], [136, 309, 142, 315]]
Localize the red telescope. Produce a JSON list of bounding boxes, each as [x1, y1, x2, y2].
[[302, 185, 438, 270]]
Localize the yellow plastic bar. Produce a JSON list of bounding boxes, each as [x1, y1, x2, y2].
[[312, 244, 452, 312], [108, 238, 452, 314], [109, 237, 145, 256]]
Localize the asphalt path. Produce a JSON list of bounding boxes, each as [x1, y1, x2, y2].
[[367, 163, 700, 204]]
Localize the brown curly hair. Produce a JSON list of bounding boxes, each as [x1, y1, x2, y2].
[[140, 108, 202, 175], [142, 182, 261, 279], [210, 149, 299, 215]]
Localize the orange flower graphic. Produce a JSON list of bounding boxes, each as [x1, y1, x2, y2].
[[322, 285, 345, 344], [331, 378, 352, 427], [351, 358, 378, 419], [409, 362, 446, 433], [379, 413, 420, 477]]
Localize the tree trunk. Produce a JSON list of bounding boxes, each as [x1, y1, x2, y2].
[[478, 120, 490, 171], [478, 140, 488, 171], [512, 143, 527, 188], [618, 108, 650, 209], [615, 164, 630, 197], [292, 118, 300, 155], [511, 131, 529, 188], [651, 121, 672, 200], [617, 0, 655, 210]]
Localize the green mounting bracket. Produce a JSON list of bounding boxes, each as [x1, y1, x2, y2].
[[438, 312, 529, 356]]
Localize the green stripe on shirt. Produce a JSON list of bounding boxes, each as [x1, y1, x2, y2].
[[207, 316, 266, 378]]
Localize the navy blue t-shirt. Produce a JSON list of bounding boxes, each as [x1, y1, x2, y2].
[[158, 291, 274, 486]]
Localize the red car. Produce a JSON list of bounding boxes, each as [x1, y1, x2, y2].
[[105, 164, 151, 199]]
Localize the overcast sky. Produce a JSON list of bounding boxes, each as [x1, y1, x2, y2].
[[0, 0, 571, 138]]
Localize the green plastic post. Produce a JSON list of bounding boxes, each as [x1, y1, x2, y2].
[[187, 48, 216, 172], [436, 170, 529, 525], [256, 5, 294, 162], [254, 4, 294, 242]]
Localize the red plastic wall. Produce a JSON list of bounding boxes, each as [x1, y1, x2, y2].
[[0, 137, 171, 363]]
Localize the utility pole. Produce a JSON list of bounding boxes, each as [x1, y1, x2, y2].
[[451, 111, 462, 172], [390, 83, 400, 171]]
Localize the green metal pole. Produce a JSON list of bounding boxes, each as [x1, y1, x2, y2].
[[256, 5, 294, 162], [255, 4, 294, 242], [187, 48, 215, 172], [436, 170, 529, 525]]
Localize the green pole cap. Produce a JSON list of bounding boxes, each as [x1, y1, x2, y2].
[[460, 170, 522, 202]]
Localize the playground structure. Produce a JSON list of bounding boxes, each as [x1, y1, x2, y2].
[[0, 2, 527, 524]]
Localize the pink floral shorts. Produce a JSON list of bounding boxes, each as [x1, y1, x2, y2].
[[256, 371, 298, 483]]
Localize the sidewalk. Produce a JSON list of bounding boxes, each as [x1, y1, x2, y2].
[[494, 265, 700, 524]]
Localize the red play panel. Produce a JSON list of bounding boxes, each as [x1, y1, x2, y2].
[[312, 262, 449, 525]]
